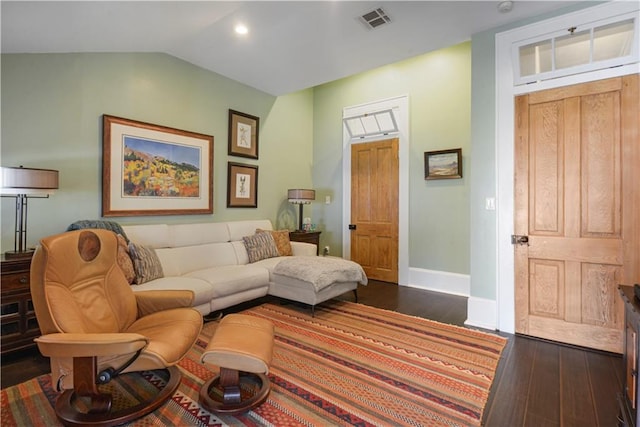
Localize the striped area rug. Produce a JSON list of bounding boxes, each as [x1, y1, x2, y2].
[[1, 301, 506, 426]]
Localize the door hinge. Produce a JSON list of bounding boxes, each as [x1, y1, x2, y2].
[[511, 234, 529, 245]]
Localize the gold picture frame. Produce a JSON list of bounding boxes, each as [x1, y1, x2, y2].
[[228, 109, 259, 159], [102, 115, 214, 216], [227, 162, 258, 208]]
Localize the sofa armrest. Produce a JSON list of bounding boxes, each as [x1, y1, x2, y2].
[[291, 241, 317, 256], [35, 333, 148, 358], [135, 290, 195, 317]]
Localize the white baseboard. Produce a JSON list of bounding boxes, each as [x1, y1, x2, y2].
[[406, 268, 470, 296], [465, 296, 498, 330]]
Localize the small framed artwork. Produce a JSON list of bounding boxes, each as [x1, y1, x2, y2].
[[102, 115, 214, 217], [424, 148, 463, 180], [228, 109, 259, 159], [227, 162, 258, 208]]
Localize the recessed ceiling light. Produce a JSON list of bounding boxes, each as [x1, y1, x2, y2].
[[235, 24, 248, 35]]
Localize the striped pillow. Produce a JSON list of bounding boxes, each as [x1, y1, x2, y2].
[[128, 242, 164, 284], [243, 232, 280, 263], [256, 228, 292, 256]]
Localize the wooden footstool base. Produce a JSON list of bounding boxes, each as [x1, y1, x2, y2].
[[199, 314, 274, 415]]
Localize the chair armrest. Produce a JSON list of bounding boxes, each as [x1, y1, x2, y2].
[[135, 290, 195, 317], [35, 333, 147, 358], [291, 241, 317, 256]]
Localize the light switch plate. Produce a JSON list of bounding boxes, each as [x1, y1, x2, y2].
[[485, 197, 496, 210]]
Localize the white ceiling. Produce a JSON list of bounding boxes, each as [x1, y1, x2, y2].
[[1, 1, 583, 96]]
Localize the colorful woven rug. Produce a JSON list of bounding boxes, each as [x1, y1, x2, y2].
[[1, 301, 507, 426]]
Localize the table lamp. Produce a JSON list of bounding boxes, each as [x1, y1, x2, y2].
[[287, 189, 315, 232], [1, 166, 59, 259]]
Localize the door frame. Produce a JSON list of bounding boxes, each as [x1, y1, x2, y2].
[[495, 2, 639, 333], [342, 95, 409, 285]]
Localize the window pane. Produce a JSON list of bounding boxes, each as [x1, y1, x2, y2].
[[555, 29, 591, 70], [520, 40, 552, 77], [593, 19, 635, 62]]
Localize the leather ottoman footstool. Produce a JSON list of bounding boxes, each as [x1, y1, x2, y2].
[[199, 314, 274, 414]]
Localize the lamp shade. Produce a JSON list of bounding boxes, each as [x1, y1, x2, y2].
[[287, 189, 315, 203], [1, 166, 59, 195]]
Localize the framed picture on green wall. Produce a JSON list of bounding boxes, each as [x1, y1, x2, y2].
[[227, 162, 258, 208], [424, 148, 462, 180], [102, 115, 214, 216], [228, 109, 259, 159]]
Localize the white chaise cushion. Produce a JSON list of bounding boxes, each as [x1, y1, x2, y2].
[[186, 265, 269, 298]]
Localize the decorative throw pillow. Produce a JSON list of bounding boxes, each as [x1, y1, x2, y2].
[[242, 232, 280, 263], [115, 234, 136, 284], [256, 229, 292, 256], [128, 242, 164, 285]]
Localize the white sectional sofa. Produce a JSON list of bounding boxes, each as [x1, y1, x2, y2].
[[121, 219, 363, 315]]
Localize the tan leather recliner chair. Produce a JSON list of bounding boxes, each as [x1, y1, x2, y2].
[[30, 229, 203, 426]]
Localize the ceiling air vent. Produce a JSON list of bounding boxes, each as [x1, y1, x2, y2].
[[359, 8, 391, 30]]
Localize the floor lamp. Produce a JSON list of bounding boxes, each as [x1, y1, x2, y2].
[[1, 166, 59, 259], [287, 189, 315, 232]]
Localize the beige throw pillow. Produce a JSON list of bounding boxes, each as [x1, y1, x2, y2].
[[257, 228, 292, 256], [128, 242, 164, 285], [243, 232, 280, 263]]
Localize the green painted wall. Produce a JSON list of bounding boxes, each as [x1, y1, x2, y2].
[[1, 53, 314, 252], [468, 2, 599, 300], [312, 42, 471, 274]]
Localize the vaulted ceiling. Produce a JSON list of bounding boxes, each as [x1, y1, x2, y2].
[[2, 1, 581, 95]]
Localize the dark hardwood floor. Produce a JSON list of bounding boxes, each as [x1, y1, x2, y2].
[[1, 280, 622, 426]]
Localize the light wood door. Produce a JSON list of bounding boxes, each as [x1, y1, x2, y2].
[[514, 75, 639, 353], [350, 138, 399, 283]]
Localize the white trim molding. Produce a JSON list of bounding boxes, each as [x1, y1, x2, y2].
[[408, 268, 470, 297], [466, 297, 498, 331]]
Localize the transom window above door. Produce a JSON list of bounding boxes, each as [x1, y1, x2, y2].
[[343, 109, 398, 139], [513, 12, 638, 85]]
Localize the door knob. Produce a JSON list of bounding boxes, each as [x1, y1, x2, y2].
[[511, 234, 529, 245]]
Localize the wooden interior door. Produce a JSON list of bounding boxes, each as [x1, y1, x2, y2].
[[514, 75, 639, 353], [350, 138, 399, 283]]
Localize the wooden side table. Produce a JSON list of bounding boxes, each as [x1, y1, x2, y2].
[[289, 231, 321, 255], [1, 254, 39, 355]]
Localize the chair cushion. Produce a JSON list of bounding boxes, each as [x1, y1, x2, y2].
[[132, 277, 214, 308], [201, 313, 274, 374], [126, 307, 202, 366]]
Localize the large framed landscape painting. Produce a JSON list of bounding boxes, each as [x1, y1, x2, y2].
[[102, 115, 214, 217], [424, 148, 462, 180]]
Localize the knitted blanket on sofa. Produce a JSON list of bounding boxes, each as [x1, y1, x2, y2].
[[273, 257, 367, 292]]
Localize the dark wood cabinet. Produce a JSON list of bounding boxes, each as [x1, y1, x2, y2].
[[289, 231, 321, 255], [619, 285, 640, 427], [1, 254, 39, 355]]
